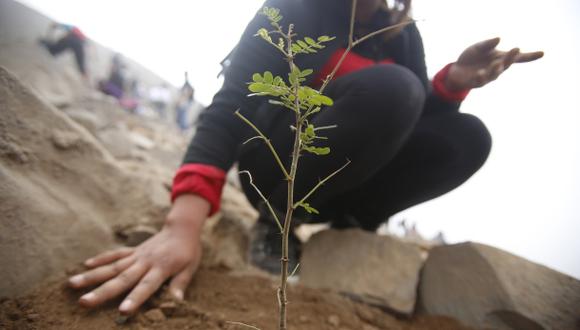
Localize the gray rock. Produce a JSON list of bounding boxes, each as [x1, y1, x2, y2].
[[64, 110, 103, 134], [96, 124, 134, 159], [300, 229, 424, 315], [418, 242, 580, 330], [51, 130, 82, 150]]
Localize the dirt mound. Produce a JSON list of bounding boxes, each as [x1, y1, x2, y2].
[[0, 66, 169, 297], [0, 267, 472, 330]]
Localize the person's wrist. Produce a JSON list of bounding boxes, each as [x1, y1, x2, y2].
[[445, 63, 468, 92], [165, 194, 210, 234]]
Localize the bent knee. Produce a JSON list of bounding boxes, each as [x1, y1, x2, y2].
[[358, 65, 425, 107], [344, 65, 426, 124], [457, 113, 492, 166]]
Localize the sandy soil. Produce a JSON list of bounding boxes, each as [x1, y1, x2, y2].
[[0, 266, 472, 330]]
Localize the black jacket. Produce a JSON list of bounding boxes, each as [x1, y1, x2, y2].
[[183, 0, 460, 171]]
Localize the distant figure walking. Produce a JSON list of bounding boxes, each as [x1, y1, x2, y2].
[[99, 53, 126, 100], [39, 22, 87, 79], [176, 72, 195, 132], [149, 84, 171, 120]]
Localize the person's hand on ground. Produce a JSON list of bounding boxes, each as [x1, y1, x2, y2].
[[67, 194, 210, 315], [446, 37, 544, 91]]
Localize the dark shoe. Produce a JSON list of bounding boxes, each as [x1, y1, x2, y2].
[[249, 206, 301, 275]]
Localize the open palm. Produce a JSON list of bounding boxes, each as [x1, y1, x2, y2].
[[446, 37, 544, 91]]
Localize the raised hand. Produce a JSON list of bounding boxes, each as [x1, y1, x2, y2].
[[68, 195, 210, 315], [445, 37, 544, 91]]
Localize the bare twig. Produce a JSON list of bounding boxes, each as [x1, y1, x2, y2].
[[243, 135, 263, 145], [294, 159, 351, 209], [318, 0, 414, 94], [239, 171, 284, 232], [289, 262, 300, 278], [235, 110, 291, 180], [226, 321, 262, 330], [352, 20, 415, 47], [313, 124, 338, 131]]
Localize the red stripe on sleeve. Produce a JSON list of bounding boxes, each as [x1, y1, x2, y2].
[[432, 63, 470, 102], [171, 164, 226, 216]]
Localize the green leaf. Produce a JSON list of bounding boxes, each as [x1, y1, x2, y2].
[[318, 35, 331, 42], [304, 37, 316, 46], [263, 71, 273, 83], [297, 40, 308, 48], [248, 82, 268, 93], [257, 28, 270, 41], [298, 202, 319, 214], [303, 146, 331, 155], [318, 95, 334, 106], [297, 88, 307, 100], [291, 43, 302, 53], [252, 73, 263, 82], [305, 124, 315, 138], [299, 69, 313, 77], [289, 64, 301, 85]]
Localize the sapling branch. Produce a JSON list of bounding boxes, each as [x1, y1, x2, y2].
[[313, 124, 338, 131], [289, 263, 300, 278], [235, 110, 291, 180], [318, 0, 414, 94], [293, 159, 351, 210], [239, 170, 284, 233], [225, 321, 262, 330]]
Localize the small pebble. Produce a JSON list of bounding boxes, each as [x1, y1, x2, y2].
[[327, 314, 341, 327], [115, 315, 130, 325], [144, 308, 166, 322], [159, 301, 177, 316]]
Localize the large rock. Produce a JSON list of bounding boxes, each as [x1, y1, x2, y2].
[[418, 242, 580, 330], [202, 183, 258, 270], [300, 229, 424, 315], [0, 67, 168, 297]]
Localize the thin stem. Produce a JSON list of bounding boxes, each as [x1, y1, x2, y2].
[[317, 0, 357, 94], [313, 124, 338, 131], [293, 159, 351, 209], [318, 2, 413, 95], [289, 262, 300, 278], [242, 135, 263, 145], [225, 321, 262, 330], [348, 0, 357, 48], [278, 23, 303, 330], [239, 171, 284, 233], [235, 110, 291, 180], [352, 20, 414, 47]]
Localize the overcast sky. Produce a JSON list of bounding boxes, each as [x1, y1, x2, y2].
[[18, 0, 580, 279]]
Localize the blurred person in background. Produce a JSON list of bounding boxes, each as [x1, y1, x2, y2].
[[39, 21, 88, 80], [98, 53, 126, 100], [149, 83, 171, 120], [176, 71, 195, 132], [67, 0, 543, 315]]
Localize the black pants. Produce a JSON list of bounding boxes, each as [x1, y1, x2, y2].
[[239, 64, 491, 231], [45, 34, 86, 75]]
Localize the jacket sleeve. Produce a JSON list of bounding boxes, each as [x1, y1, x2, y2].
[[181, 0, 294, 172], [405, 23, 469, 115]]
